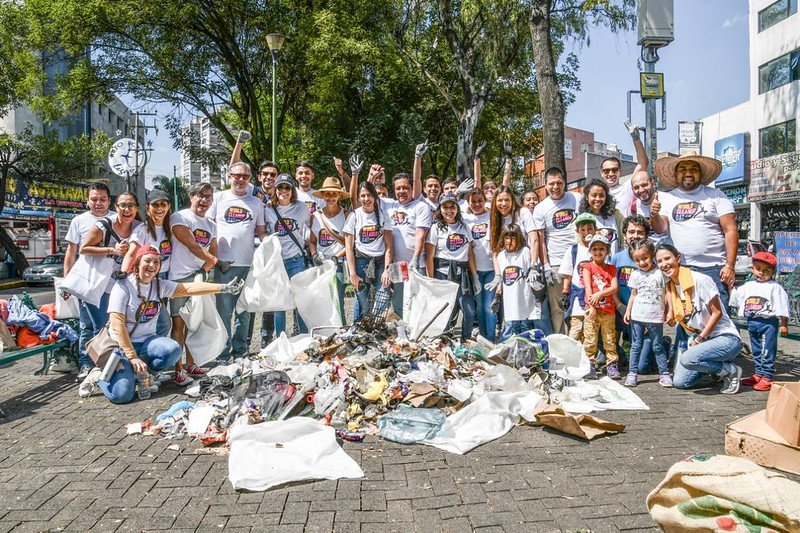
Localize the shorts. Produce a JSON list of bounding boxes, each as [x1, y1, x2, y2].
[[169, 274, 197, 317]]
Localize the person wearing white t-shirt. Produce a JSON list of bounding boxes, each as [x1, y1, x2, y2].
[[63, 182, 115, 379], [207, 162, 267, 362], [557, 213, 596, 341], [168, 182, 220, 386], [601, 120, 649, 215], [84, 246, 242, 404], [464, 188, 497, 341], [629, 170, 671, 246], [295, 161, 325, 214], [344, 181, 393, 322], [531, 168, 582, 333], [579, 178, 624, 255], [657, 244, 743, 394]]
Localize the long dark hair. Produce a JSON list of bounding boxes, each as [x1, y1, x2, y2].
[[146, 202, 172, 244], [358, 181, 381, 228], [489, 185, 519, 254], [580, 178, 617, 218], [433, 198, 464, 230], [116, 192, 143, 222]]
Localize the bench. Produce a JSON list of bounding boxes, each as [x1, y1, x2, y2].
[[0, 338, 78, 375]]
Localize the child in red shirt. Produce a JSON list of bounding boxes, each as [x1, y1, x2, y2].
[[581, 234, 620, 379]]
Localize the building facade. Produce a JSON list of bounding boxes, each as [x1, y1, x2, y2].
[[180, 116, 227, 189]]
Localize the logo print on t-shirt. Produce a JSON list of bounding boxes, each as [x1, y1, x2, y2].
[[275, 218, 297, 236], [359, 225, 380, 244], [552, 209, 576, 229], [159, 239, 172, 262], [224, 206, 253, 224], [194, 228, 211, 246], [618, 266, 635, 286], [318, 229, 335, 248], [446, 233, 467, 252], [137, 300, 161, 323], [743, 296, 772, 319], [672, 202, 705, 222], [305, 201, 318, 214], [392, 211, 408, 226], [471, 223, 488, 240], [502, 266, 522, 286]]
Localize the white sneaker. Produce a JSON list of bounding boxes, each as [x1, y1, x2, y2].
[[720, 363, 742, 394], [78, 367, 102, 398]]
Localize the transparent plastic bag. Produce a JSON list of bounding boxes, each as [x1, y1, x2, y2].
[[377, 408, 447, 444]]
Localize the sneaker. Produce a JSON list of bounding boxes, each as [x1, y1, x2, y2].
[[606, 364, 621, 380], [153, 372, 172, 383], [753, 377, 773, 391], [587, 363, 598, 380], [146, 375, 160, 393], [624, 373, 638, 387], [658, 374, 674, 388], [185, 364, 207, 377], [77, 364, 94, 380], [741, 374, 762, 386], [78, 367, 102, 398], [174, 370, 194, 387], [720, 363, 742, 394]]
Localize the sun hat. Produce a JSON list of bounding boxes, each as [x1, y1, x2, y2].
[[574, 212, 597, 227], [275, 174, 296, 188], [654, 151, 722, 190], [312, 177, 350, 199], [438, 193, 459, 206], [147, 189, 171, 204], [752, 251, 777, 269], [588, 234, 610, 248]]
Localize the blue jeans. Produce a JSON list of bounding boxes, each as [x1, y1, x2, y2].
[[215, 266, 251, 359], [391, 282, 404, 318], [748, 317, 778, 379], [434, 271, 476, 341], [99, 335, 183, 404], [501, 320, 533, 342], [630, 321, 669, 375], [354, 257, 389, 322], [78, 292, 110, 367], [475, 270, 498, 342], [673, 333, 742, 389], [537, 296, 554, 335], [155, 273, 171, 337], [691, 265, 730, 310], [274, 255, 308, 335]]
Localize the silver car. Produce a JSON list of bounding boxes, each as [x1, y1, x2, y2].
[[22, 253, 65, 285]]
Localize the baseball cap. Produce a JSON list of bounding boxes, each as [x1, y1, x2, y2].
[[275, 174, 296, 188], [752, 251, 777, 268], [147, 189, 171, 204], [588, 234, 610, 248], [574, 213, 597, 227], [438, 193, 459, 206]]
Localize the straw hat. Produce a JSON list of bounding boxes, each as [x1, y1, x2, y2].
[[312, 177, 350, 199], [654, 151, 722, 189]]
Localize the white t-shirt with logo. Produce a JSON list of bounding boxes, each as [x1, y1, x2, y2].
[[382, 198, 432, 265], [628, 267, 665, 323], [296, 188, 326, 215], [593, 212, 621, 255], [421, 197, 438, 214], [427, 221, 472, 275], [311, 210, 347, 260], [660, 186, 735, 268], [497, 248, 540, 321], [675, 272, 739, 337], [531, 192, 582, 266], [344, 208, 390, 258], [264, 201, 312, 259], [609, 180, 634, 215], [94, 218, 142, 293], [464, 211, 492, 272], [108, 276, 178, 343], [65, 210, 116, 246], [130, 224, 172, 274], [168, 209, 217, 280], [207, 190, 266, 266], [558, 244, 592, 317], [730, 280, 790, 320], [634, 199, 672, 245]]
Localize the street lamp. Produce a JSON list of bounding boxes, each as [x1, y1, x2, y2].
[[266, 33, 285, 163]]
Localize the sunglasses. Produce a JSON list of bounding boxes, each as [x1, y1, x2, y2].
[[260, 171, 278, 177], [229, 173, 251, 180]]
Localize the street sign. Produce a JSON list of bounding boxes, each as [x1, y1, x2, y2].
[[108, 138, 141, 177], [640, 72, 664, 99]]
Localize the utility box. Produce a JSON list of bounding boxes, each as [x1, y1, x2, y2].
[[637, 0, 674, 48]]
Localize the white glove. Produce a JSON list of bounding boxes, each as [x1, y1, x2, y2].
[[313, 252, 325, 266], [527, 267, 544, 290], [455, 178, 475, 195], [349, 154, 364, 175], [410, 258, 422, 274], [484, 274, 502, 292], [543, 264, 557, 286], [624, 119, 641, 142], [472, 273, 482, 294], [415, 140, 429, 159], [220, 277, 244, 294]]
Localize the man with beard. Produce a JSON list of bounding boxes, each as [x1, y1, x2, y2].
[[600, 120, 650, 214], [629, 170, 671, 245]]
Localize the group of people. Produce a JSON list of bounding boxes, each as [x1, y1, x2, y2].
[[62, 121, 789, 403]]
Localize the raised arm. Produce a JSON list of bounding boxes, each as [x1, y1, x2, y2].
[[473, 141, 486, 190], [503, 140, 513, 186], [624, 120, 648, 174], [413, 140, 429, 200], [229, 131, 252, 166]]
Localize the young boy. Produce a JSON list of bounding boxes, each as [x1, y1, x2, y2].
[[581, 234, 619, 379], [558, 213, 597, 342], [730, 251, 789, 391]]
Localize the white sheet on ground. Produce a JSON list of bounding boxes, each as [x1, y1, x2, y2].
[[421, 391, 542, 454], [228, 417, 364, 491], [558, 377, 650, 414]]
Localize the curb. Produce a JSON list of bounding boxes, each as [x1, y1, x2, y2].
[[0, 280, 26, 291]]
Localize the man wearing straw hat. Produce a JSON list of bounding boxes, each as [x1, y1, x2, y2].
[[654, 152, 737, 308]]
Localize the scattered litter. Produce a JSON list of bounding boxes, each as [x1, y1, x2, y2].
[[535, 405, 625, 440], [126, 422, 142, 435], [167, 444, 180, 451]]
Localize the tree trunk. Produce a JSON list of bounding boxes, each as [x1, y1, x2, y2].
[[529, 0, 566, 178], [455, 98, 484, 182], [0, 174, 30, 273]]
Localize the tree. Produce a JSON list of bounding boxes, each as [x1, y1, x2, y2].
[[0, 129, 108, 271], [529, 0, 635, 173], [151, 175, 189, 210]]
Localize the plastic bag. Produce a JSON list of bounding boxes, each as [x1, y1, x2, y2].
[[546, 334, 590, 382], [377, 408, 447, 444], [53, 277, 80, 319], [405, 270, 459, 338], [236, 235, 295, 313], [259, 333, 318, 364], [249, 370, 295, 420], [59, 254, 114, 307], [314, 383, 346, 416], [179, 274, 228, 366], [502, 330, 548, 369], [291, 261, 342, 330]]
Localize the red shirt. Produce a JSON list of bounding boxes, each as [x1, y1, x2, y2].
[[581, 261, 617, 314]]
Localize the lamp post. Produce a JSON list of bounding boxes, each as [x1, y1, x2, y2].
[[266, 33, 285, 163]]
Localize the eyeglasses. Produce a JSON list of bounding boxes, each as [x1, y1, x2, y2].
[[117, 203, 137, 210], [229, 173, 250, 180], [601, 167, 620, 174], [260, 171, 277, 177], [197, 194, 213, 201]]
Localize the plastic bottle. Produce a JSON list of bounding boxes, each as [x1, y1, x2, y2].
[[387, 261, 409, 283], [137, 372, 152, 400], [99, 348, 122, 382]]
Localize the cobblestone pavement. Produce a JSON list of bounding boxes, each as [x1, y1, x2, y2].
[[1, 323, 799, 532]]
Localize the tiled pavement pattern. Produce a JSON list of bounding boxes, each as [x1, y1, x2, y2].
[[1, 337, 799, 532]]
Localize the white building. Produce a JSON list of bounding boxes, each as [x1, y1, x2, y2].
[[699, 0, 799, 249], [180, 116, 227, 189]]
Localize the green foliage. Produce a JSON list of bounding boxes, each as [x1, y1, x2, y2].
[[151, 175, 189, 210]]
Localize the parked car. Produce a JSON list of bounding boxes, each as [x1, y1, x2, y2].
[[735, 240, 767, 283], [22, 253, 65, 285]]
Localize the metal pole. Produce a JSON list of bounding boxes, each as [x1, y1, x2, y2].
[[133, 112, 140, 194], [643, 47, 658, 182], [173, 165, 179, 208], [271, 53, 278, 162]]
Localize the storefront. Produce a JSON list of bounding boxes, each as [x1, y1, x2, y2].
[[748, 149, 800, 249], [714, 134, 752, 241]]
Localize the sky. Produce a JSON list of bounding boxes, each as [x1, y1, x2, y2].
[[133, 0, 751, 183]]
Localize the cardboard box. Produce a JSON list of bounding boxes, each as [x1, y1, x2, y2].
[[765, 381, 800, 446], [725, 410, 800, 476]]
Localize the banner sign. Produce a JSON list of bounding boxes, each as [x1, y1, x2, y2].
[[714, 133, 748, 187], [1, 177, 88, 216], [679, 121, 702, 156], [775, 231, 800, 273], [748, 150, 800, 202], [723, 185, 748, 206]]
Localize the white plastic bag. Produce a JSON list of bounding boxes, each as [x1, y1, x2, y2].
[[53, 276, 80, 319], [236, 235, 295, 313], [179, 274, 228, 366], [547, 334, 591, 382], [59, 255, 113, 307], [291, 261, 342, 330], [405, 270, 459, 338]]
